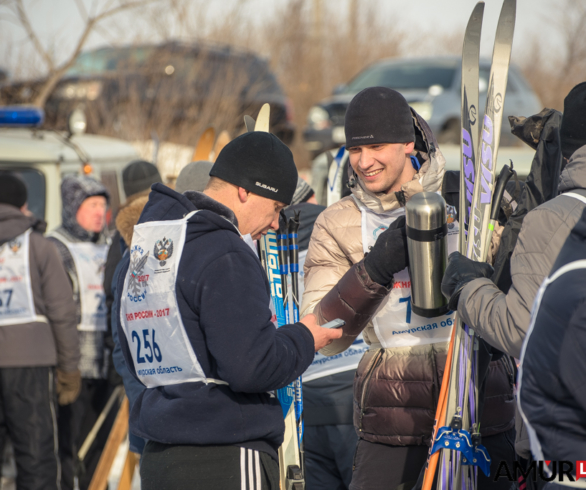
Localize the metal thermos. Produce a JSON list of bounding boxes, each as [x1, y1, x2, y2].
[[405, 192, 449, 318]]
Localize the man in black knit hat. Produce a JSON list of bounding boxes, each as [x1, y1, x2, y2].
[[114, 131, 342, 490], [301, 87, 516, 490]]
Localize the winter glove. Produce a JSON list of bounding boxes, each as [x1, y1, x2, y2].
[[363, 216, 408, 288], [441, 251, 494, 311], [56, 369, 82, 406]]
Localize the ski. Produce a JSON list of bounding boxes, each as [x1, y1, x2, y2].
[[254, 104, 304, 489], [212, 130, 231, 160], [466, 0, 516, 263], [425, 1, 516, 488], [192, 126, 215, 161], [459, 1, 484, 254]]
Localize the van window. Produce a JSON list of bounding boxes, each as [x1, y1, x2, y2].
[[4, 167, 46, 221]]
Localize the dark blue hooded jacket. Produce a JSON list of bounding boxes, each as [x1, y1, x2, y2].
[[519, 206, 586, 467], [115, 184, 314, 459]]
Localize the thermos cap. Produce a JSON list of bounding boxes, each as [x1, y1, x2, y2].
[[405, 192, 447, 231]]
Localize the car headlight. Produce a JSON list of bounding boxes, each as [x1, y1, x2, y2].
[[55, 81, 102, 101], [409, 102, 433, 121], [307, 106, 331, 130]]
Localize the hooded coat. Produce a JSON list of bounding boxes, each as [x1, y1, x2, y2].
[[0, 204, 79, 371], [518, 206, 586, 469], [301, 111, 515, 446], [114, 185, 314, 458], [48, 176, 110, 379]]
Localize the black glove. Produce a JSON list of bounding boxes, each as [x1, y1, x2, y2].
[[364, 216, 408, 287], [441, 251, 493, 310]]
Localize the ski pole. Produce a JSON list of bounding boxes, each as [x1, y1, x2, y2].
[[277, 214, 290, 323], [486, 161, 515, 254], [422, 322, 457, 490], [288, 212, 305, 472]]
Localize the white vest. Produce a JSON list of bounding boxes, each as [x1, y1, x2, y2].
[[356, 197, 459, 348], [120, 212, 226, 388], [50, 230, 108, 331], [0, 229, 47, 326]]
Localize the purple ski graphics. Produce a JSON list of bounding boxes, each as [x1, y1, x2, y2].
[[466, 0, 516, 263]]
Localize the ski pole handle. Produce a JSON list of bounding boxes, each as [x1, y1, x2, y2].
[[490, 161, 515, 222]]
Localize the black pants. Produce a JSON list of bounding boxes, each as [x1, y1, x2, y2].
[[141, 441, 280, 490], [305, 424, 358, 490], [58, 378, 115, 490], [0, 366, 60, 490], [350, 428, 517, 490]]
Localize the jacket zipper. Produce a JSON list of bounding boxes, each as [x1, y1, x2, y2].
[[358, 348, 384, 432]]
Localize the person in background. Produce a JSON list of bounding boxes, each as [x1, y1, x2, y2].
[[104, 160, 162, 351], [0, 172, 80, 490], [174, 160, 213, 193], [285, 178, 362, 490], [102, 160, 162, 457], [48, 176, 111, 490]]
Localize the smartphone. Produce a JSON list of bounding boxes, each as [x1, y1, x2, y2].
[[322, 318, 345, 329]]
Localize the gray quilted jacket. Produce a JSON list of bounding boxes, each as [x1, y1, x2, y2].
[[458, 145, 586, 359]]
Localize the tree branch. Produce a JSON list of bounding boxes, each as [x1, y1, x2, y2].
[[15, 0, 54, 71]]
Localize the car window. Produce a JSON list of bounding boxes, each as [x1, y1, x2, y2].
[[66, 47, 155, 76], [345, 61, 457, 93], [5, 167, 46, 221], [464, 66, 516, 94]]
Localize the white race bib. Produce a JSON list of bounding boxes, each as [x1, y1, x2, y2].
[[300, 249, 368, 382], [66, 242, 108, 331], [120, 212, 226, 388], [357, 196, 459, 348], [0, 230, 47, 326]]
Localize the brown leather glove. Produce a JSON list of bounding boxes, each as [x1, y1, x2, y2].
[[56, 369, 82, 406]]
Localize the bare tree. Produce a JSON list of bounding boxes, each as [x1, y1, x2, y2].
[[2, 0, 151, 107]]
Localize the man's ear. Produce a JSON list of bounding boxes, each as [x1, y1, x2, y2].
[[237, 187, 250, 203], [405, 141, 415, 154]]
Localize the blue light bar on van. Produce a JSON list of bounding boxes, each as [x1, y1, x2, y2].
[[0, 106, 45, 127]]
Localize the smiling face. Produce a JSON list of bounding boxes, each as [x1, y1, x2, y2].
[[348, 142, 416, 194]]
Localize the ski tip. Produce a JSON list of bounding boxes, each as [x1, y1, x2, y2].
[[255, 104, 271, 132], [193, 126, 216, 162], [212, 130, 231, 161], [244, 115, 256, 133]]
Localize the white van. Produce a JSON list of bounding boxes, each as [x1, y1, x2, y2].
[[0, 107, 140, 231]]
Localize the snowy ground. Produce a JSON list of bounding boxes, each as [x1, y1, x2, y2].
[[1, 439, 141, 490]]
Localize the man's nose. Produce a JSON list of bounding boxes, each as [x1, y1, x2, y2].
[[269, 214, 280, 231], [357, 149, 375, 169]]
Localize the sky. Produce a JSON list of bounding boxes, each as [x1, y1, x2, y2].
[[0, 0, 561, 79]]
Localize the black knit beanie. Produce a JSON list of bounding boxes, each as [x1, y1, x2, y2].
[[560, 82, 586, 161], [0, 172, 27, 208], [122, 160, 162, 197], [345, 86, 415, 148], [210, 131, 298, 204]]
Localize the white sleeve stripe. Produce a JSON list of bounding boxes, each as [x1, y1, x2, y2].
[[240, 447, 246, 490], [248, 449, 254, 490], [255, 450, 261, 490]]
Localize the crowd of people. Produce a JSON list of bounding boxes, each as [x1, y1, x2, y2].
[[0, 80, 584, 490]]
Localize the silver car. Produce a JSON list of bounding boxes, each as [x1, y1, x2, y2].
[[303, 56, 542, 156]]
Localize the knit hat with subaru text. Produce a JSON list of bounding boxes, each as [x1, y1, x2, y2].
[[210, 131, 298, 205], [345, 86, 415, 149]]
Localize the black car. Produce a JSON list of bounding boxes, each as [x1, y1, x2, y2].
[[1, 41, 295, 144], [303, 56, 541, 156]]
